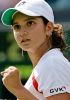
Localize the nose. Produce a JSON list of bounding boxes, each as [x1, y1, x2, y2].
[[19, 27, 28, 36]]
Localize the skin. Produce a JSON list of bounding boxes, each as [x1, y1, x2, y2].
[[1, 12, 70, 100], [12, 12, 53, 66]]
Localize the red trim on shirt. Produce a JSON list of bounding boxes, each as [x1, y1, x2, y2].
[[32, 75, 43, 94]]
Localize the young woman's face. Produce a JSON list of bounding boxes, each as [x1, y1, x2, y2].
[[12, 12, 51, 53]]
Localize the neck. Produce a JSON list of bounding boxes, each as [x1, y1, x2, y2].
[[28, 41, 52, 67]]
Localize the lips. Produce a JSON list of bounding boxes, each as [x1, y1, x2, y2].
[[21, 39, 30, 43]]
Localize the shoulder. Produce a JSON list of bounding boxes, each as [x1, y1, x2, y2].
[[36, 48, 69, 71], [34, 48, 70, 81]]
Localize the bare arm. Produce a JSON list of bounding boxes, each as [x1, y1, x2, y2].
[[14, 84, 37, 100], [1, 66, 37, 100]]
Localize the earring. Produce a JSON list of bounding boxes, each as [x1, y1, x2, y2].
[[22, 49, 24, 57]]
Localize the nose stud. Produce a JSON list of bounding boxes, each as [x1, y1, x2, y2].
[[23, 32, 28, 35]]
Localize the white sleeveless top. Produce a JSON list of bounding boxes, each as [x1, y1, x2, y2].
[[24, 48, 70, 100]]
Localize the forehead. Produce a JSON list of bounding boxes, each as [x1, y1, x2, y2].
[[12, 11, 40, 23]]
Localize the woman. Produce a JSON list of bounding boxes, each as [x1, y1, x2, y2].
[[1, 0, 70, 100]]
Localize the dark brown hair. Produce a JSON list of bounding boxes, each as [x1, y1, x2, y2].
[[41, 16, 66, 51]]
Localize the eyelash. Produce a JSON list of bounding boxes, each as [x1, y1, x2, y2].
[[12, 20, 35, 30], [12, 24, 21, 30], [27, 20, 34, 26]]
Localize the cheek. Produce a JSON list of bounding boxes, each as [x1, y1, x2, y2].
[[31, 27, 47, 45], [13, 31, 20, 43], [13, 32, 17, 40]]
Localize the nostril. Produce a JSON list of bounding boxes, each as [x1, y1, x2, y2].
[[21, 40, 24, 43]]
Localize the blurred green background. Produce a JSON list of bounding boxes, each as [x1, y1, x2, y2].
[[0, 0, 70, 99], [0, 31, 33, 99]]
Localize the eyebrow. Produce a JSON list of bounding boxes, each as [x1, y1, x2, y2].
[[25, 16, 39, 21], [11, 16, 40, 25]]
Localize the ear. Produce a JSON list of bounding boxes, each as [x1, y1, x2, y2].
[[46, 22, 53, 36]]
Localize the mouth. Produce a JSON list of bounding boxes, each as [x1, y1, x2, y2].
[[21, 39, 30, 43]]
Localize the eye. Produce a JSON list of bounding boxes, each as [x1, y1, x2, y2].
[[27, 21, 34, 27], [12, 24, 21, 31]]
